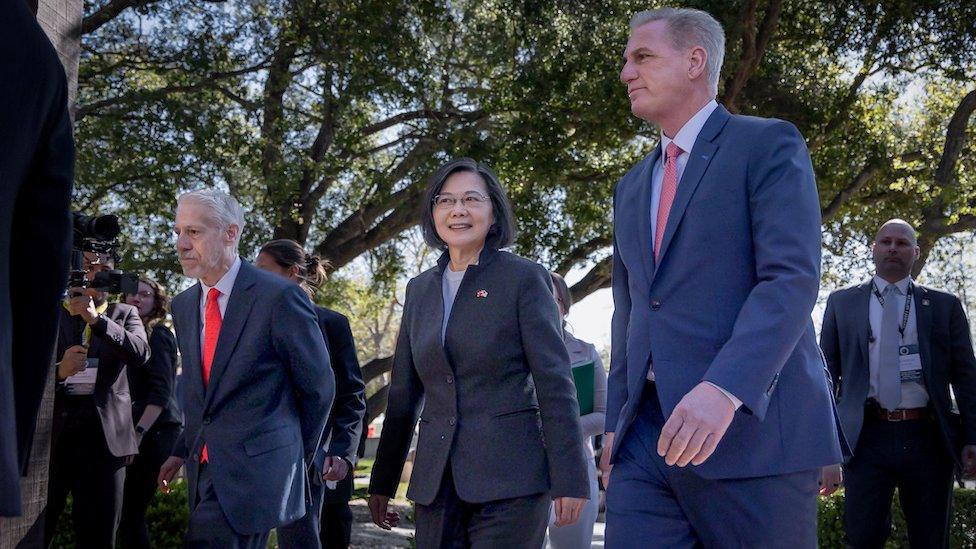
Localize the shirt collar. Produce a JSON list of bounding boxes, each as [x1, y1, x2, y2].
[[201, 255, 242, 298], [660, 99, 719, 157], [873, 274, 912, 295]]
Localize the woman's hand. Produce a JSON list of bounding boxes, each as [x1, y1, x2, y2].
[[368, 494, 401, 530], [552, 496, 586, 527]]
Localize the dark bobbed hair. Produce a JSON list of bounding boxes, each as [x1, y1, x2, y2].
[[549, 271, 573, 315], [123, 277, 169, 330], [420, 157, 517, 251], [258, 239, 331, 298]]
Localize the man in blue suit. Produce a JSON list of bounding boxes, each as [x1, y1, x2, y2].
[[600, 8, 845, 547], [157, 189, 335, 548]]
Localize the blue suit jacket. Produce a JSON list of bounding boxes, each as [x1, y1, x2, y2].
[[608, 104, 845, 479], [172, 260, 335, 534]]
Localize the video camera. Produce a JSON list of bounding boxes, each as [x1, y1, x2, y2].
[[68, 212, 139, 296]]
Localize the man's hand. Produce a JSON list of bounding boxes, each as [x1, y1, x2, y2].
[[962, 445, 976, 478], [658, 382, 735, 467], [57, 345, 88, 380], [368, 494, 400, 530], [157, 456, 185, 494], [599, 432, 615, 487], [322, 456, 350, 482], [553, 497, 586, 527], [67, 289, 99, 325], [819, 464, 843, 496]]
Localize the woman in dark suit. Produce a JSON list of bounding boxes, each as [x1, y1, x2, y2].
[[119, 277, 183, 549], [255, 239, 367, 549], [367, 158, 589, 548]]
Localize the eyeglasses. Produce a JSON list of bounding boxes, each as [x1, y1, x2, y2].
[[433, 192, 490, 210]]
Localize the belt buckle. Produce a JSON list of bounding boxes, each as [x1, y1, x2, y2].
[[888, 409, 906, 421]]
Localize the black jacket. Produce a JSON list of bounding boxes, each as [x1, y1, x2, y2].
[[0, 0, 74, 517], [313, 307, 366, 503], [821, 280, 976, 465], [54, 303, 151, 458], [128, 323, 183, 428]]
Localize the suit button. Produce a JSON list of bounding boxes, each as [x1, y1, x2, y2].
[[446, 376, 454, 384], [449, 417, 456, 426], [650, 300, 662, 310], [192, 453, 199, 460], [203, 417, 212, 425]]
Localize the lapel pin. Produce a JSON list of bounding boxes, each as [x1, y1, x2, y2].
[[922, 299, 930, 306], [476, 289, 488, 298]]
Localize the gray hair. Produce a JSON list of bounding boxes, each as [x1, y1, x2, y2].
[[177, 188, 245, 245], [631, 8, 725, 96]]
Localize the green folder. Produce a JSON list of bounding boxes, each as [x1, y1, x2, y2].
[[571, 361, 595, 415]]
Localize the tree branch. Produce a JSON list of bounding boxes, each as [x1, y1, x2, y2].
[[568, 255, 612, 303], [555, 235, 612, 275], [720, 0, 783, 112]]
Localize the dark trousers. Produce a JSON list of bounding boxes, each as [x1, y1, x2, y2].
[[843, 413, 954, 548], [321, 501, 353, 548], [605, 384, 820, 549], [44, 405, 128, 549], [185, 463, 270, 549], [118, 422, 182, 549], [414, 466, 550, 549]]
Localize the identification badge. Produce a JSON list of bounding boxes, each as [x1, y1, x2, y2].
[[64, 358, 98, 395], [898, 345, 923, 384]]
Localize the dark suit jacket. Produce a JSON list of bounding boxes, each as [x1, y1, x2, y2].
[[53, 303, 151, 458], [821, 280, 976, 464], [312, 307, 366, 504], [608, 104, 844, 478], [0, 0, 73, 517], [171, 260, 335, 535], [128, 324, 183, 428], [370, 248, 589, 505]]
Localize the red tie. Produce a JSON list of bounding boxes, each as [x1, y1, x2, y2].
[[654, 142, 683, 260], [201, 287, 221, 462]]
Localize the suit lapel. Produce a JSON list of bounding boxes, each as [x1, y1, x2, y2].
[[635, 147, 658, 284], [426, 257, 456, 372], [854, 280, 872, 373], [179, 284, 205, 410], [652, 107, 730, 272], [203, 262, 257, 411], [914, 285, 933, 384]]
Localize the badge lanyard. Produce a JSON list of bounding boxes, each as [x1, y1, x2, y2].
[[869, 282, 913, 343]]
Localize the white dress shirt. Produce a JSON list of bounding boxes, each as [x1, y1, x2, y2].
[[642, 100, 740, 409], [199, 255, 242, 356], [868, 275, 928, 408], [649, 99, 719, 245]]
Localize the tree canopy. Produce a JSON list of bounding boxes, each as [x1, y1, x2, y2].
[[76, 0, 976, 304]]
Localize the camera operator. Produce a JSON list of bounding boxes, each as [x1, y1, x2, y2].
[[43, 251, 150, 549]]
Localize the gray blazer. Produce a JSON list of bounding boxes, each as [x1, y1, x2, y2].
[[369, 248, 589, 505], [171, 260, 335, 535]]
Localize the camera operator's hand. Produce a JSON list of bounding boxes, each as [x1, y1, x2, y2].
[[67, 289, 100, 325], [58, 345, 88, 380]]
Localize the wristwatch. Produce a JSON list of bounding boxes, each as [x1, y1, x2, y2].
[[135, 425, 146, 436]]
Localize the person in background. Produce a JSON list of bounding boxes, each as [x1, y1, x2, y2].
[[44, 251, 151, 548], [367, 157, 589, 548], [820, 219, 976, 548], [257, 239, 367, 549], [546, 272, 607, 549], [119, 277, 183, 549]]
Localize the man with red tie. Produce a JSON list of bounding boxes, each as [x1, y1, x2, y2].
[[158, 189, 334, 548]]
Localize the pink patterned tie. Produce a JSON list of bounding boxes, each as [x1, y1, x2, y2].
[[654, 142, 683, 260]]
